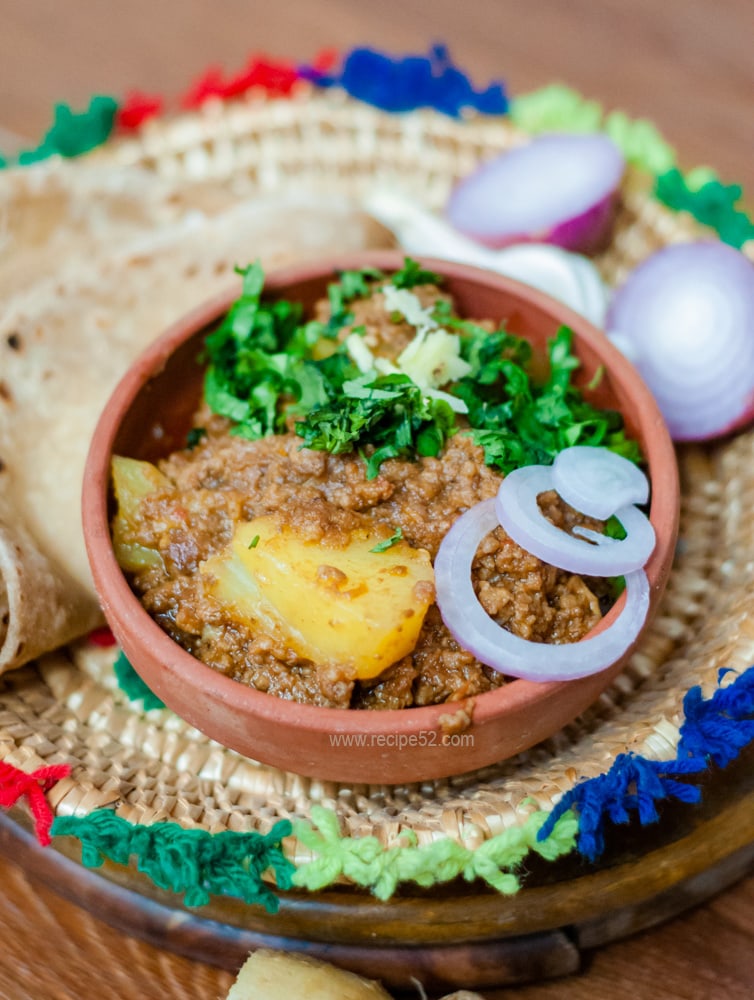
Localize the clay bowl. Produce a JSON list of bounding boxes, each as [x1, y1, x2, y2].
[[83, 251, 679, 784]]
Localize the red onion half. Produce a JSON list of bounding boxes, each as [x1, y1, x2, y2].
[[607, 242, 754, 441], [433, 498, 650, 683], [446, 134, 625, 254]]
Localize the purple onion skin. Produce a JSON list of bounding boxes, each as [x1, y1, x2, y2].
[[688, 397, 754, 443], [607, 242, 754, 442], [546, 191, 618, 255], [446, 133, 624, 255], [453, 190, 618, 255]]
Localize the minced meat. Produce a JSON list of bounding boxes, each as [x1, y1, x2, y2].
[[122, 427, 604, 710]]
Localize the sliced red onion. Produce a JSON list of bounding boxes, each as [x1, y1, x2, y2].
[[495, 464, 655, 576], [551, 446, 649, 519], [434, 499, 650, 682], [446, 134, 625, 254], [607, 242, 754, 441]]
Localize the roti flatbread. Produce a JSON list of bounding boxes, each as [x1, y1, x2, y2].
[[0, 160, 393, 673]]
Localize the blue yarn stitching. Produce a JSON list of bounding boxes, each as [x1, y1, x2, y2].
[[537, 665, 754, 862], [301, 44, 508, 118]]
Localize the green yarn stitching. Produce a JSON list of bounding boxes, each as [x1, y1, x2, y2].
[[510, 85, 677, 176], [603, 110, 676, 175], [113, 651, 166, 710], [52, 810, 294, 912], [3, 96, 118, 169], [510, 84, 603, 134], [655, 168, 754, 248], [291, 805, 577, 900]]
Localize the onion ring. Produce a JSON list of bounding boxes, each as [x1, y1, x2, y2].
[[434, 498, 650, 682], [495, 465, 655, 575], [551, 445, 649, 519]]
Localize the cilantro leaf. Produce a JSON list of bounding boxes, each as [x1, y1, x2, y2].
[[390, 257, 443, 289], [185, 427, 207, 450], [325, 267, 384, 335], [370, 527, 403, 553], [202, 262, 338, 439]]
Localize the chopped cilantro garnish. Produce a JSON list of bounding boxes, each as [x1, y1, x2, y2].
[[390, 257, 443, 289], [295, 373, 457, 479], [334, 267, 384, 304], [200, 259, 642, 480], [604, 515, 628, 540], [325, 267, 384, 335], [370, 527, 403, 553], [202, 262, 333, 440], [457, 326, 642, 473], [186, 427, 207, 450]]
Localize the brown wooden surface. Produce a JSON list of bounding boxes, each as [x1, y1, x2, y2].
[[1, 1, 753, 997]]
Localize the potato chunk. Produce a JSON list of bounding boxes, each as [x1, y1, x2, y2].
[[110, 456, 170, 572], [201, 516, 434, 680]]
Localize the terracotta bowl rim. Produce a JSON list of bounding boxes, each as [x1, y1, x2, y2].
[[82, 251, 680, 738]]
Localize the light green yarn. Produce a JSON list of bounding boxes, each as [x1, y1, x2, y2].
[[291, 805, 578, 900], [603, 109, 676, 175], [684, 165, 720, 191], [511, 85, 678, 178], [510, 84, 603, 134]]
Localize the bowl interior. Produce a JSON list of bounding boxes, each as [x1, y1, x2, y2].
[[85, 252, 679, 783]]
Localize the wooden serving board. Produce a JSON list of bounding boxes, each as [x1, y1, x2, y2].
[[2, 743, 753, 994]]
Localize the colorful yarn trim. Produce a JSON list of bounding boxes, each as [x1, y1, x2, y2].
[[510, 84, 676, 176], [537, 665, 754, 862], [676, 667, 754, 767], [87, 626, 117, 648], [0, 760, 71, 846], [115, 91, 164, 131], [40, 664, 754, 902], [112, 651, 165, 711], [181, 55, 301, 108], [12, 96, 118, 167], [0, 47, 749, 253], [291, 805, 577, 900], [510, 84, 604, 134], [307, 44, 508, 117], [655, 168, 754, 249], [52, 811, 294, 911]]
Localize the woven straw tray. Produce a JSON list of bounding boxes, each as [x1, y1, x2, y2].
[[1, 90, 754, 993]]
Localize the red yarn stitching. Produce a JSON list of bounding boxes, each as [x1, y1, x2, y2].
[[116, 91, 164, 131], [87, 626, 117, 647], [311, 47, 339, 73], [0, 761, 71, 846], [182, 55, 300, 108]]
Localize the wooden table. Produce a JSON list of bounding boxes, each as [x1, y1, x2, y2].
[[1, 1, 752, 997]]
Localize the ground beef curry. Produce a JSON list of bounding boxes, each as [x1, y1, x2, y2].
[[111, 262, 631, 709]]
